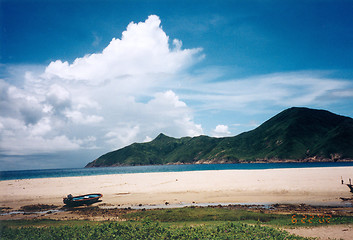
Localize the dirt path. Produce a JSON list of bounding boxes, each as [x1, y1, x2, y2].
[[284, 224, 353, 240]]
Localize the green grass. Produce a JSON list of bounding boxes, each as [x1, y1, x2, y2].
[[2, 207, 353, 239], [124, 207, 276, 223], [123, 207, 353, 227], [1, 219, 311, 240]]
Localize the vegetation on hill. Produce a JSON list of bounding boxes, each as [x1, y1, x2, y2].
[[86, 107, 353, 167]]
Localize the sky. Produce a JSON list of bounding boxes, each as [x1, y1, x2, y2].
[[1, 0, 353, 170]]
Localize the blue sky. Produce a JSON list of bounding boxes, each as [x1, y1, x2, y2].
[[1, 0, 353, 170]]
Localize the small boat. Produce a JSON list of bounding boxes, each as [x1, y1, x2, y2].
[[63, 193, 103, 207]]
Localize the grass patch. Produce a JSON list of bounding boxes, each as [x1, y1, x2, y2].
[[0, 219, 311, 239], [124, 207, 276, 223], [1, 207, 353, 239], [123, 206, 353, 226]]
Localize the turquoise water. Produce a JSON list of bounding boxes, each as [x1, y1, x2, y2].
[[1, 162, 353, 181]]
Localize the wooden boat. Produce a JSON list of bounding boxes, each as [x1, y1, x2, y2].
[[63, 193, 103, 207]]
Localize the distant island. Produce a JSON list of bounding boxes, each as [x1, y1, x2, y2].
[[86, 107, 353, 167]]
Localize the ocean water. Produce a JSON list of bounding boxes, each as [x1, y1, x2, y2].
[[1, 162, 353, 181]]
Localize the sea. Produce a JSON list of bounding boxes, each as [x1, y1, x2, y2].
[[1, 162, 353, 181]]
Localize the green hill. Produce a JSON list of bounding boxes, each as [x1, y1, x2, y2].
[[85, 107, 353, 167]]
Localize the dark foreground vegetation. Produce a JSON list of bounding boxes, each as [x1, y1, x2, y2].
[[0, 220, 309, 240], [2, 206, 353, 239]]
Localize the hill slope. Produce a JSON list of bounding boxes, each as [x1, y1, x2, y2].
[[85, 107, 353, 167]]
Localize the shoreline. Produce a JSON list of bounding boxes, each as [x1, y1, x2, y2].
[[85, 159, 353, 168], [1, 167, 353, 218], [2, 161, 353, 182]]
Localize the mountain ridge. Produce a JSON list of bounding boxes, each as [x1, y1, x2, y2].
[[85, 107, 353, 167]]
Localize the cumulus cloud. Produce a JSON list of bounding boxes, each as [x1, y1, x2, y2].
[[0, 15, 203, 159], [44, 15, 203, 83], [105, 125, 141, 148], [144, 90, 203, 137], [3, 14, 352, 169], [0, 114, 81, 155], [102, 90, 203, 148], [212, 124, 231, 137], [64, 110, 103, 124], [1, 134, 80, 155], [0, 80, 43, 125], [46, 84, 71, 110]]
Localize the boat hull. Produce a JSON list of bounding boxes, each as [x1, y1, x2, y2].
[[63, 193, 103, 207]]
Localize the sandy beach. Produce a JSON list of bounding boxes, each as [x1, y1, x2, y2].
[[1, 167, 353, 209], [2, 166, 353, 239]]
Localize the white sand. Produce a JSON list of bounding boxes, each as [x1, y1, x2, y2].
[[1, 167, 353, 209]]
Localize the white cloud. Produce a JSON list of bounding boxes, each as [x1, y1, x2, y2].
[[64, 110, 103, 124], [3, 13, 352, 168], [46, 84, 71, 107], [179, 71, 353, 113], [0, 15, 203, 158], [43, 15, 203, 84], [0, 119, 80, 155], [143, 90, 203, 138], [212, 124, 231, 137], [325, 89, 353, 98], [0, 79, 44, 125], [143, 136, 153, 142], [105, 125, 141, 148], [147, 90, 187, 111], [102, 90, 203, 149], [29, 117, 52, 136]]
